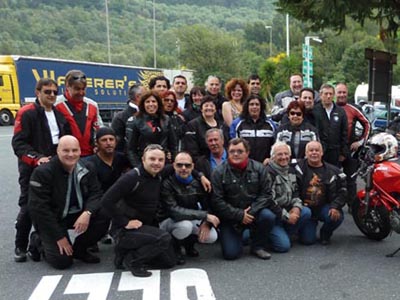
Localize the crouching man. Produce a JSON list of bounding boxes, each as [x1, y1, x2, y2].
[[211, 138, 280, 260], [160, 152, 219, 264], [102, 144, 176, 277], [28, 135, 109, 269], [297, 141, 346, 245]]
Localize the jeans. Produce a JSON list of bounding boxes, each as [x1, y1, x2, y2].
[[160, 218, 218, 243], [269, 207, 312, 252], [219, 208, 275, 260], [300, 204, 344, 245]]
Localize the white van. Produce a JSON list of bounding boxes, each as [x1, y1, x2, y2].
[[354, 83, 400, 107]]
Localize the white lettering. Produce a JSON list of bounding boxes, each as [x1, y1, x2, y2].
[[64, 272, 113, 300], [28, 275, 62, 300], [170, 268, 215, 300], [118, 270, 160, 300]]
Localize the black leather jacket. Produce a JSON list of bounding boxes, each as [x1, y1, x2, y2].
[[126, 114, 177, 166], [211, 159, 281, 223], [159, 175, 209, 222]]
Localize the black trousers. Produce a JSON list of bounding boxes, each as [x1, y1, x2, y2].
[[114, 225, 176, 269], [36, 209, 109, 269], [15, 161, 33, 249], [342, 156, 359, 205]]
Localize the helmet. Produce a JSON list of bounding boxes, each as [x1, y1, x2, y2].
[[368, 133, 398, 162]]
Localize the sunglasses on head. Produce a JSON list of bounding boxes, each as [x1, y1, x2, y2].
[[175, 163, 192, 168], [143, 144, 164, 153], [289, 111, 302, 116], [72, 75, 86, 81], [42, 90, 58, 96]]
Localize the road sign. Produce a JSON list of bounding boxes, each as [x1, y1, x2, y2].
[[302, 61, 313, 76], [303, 76, 313, 88], [302, 44, 313, 59]]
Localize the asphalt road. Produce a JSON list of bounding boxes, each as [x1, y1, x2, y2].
[[1, 126, 400, 300]]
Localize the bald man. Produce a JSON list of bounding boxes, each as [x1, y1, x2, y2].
[[28, 135, 109, 269]]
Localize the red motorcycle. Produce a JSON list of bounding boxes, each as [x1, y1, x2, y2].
[[352, 133, 400, 250]]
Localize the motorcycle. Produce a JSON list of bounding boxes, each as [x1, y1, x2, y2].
[[352, 133, 400, 247]]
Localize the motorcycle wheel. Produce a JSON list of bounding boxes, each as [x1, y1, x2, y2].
[[352, 200, 391, 241]]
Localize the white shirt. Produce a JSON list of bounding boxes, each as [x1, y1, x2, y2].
[[45, 110, 60, 144]]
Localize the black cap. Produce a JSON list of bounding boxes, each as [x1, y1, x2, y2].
[[96, 127, 116, 140]]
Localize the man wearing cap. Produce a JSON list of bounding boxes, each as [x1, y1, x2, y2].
[[56, 70, 103, 156], [28, 135, 109, 269]]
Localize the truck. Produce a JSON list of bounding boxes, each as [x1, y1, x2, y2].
[[0, 55, 193, 125]]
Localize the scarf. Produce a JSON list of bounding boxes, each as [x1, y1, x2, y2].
[[175, 173, 194, 185], [269, 161, 290, 178], [65, 89, 84, 112], [228, 157, 249, 171]]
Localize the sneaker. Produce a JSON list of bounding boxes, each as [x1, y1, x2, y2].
[[73, 251, 100, 264], [101, 234, 113, 245], [251, 249, 272, 260], [14, 247, 27, 262]]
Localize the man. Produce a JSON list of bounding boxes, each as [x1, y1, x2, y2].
[[313, 83, 348, 166], [271, 73, 303, 122], [266, 142, 311, 252], [102, 144, 176, 277], [28, 135, 109, 269], [111, 84, 145, 152], [55, 70, 101, 156], [196, 128, 227, 178], [160, 152, 219, 264], [298, 87, 316, 126], [247, 74, 262, 96], [205, 75, 227, 121], [172, 75, 191, 111], [11, 78, 69, 263], [149, 75, 170, 95], [211, 138, 279, 260], [297, 141, 346, 245], [335, 82, 370, 208]]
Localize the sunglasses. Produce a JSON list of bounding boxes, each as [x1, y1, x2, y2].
[[143, 144, 164, 153], [164, 98, 175, 103], [228, 149, 245, 155], [289, 111, 303, 117], [72, 75, 87, 81], [175, 82, 186, 85], [175, 163, 192, 168], [42, 90, 58, 96]]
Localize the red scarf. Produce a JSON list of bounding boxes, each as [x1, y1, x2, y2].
[[65, 89, 84, 112], [228, 157, 249, 171]]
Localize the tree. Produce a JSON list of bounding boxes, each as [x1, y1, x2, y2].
[[276, 0, 400, 46]]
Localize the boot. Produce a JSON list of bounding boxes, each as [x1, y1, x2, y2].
[[183, 235, 199, 257], [172, 237, 185, 265]]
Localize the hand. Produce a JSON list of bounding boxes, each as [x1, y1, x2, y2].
[[57, 237, 73, 256], [125, 219, 143, 230], [242, 207, 255, 225], [350, 142, 361, 152], [328, 208, 341, 221], [198, 222, 211, 243], [262, 158, 270, 166], [37, 156, 51, 166], [206, 214, 220, 228], [287, 208, 300, 225], [73, 211, 91, 234], [201, 176, 212, 193]]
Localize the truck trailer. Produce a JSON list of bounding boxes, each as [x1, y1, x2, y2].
[[0, 55, 192, 125]]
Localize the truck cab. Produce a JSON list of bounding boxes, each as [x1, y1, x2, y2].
[[0, 56, 20, 125]]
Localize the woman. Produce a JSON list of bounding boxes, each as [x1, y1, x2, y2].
[[230, 95, 275, 164], [126, 91, 177, 167], [183, 95, 223, 164], [222, 78, 249, 127], [183, 86, 206, 123], [161, 90, 186, 151], [275, 100, 319, 159]]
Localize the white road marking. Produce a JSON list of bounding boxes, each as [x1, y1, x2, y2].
[[28, 275, 62, 300], [64, 272, 114, 300], [118, 270, 160, 300], [170, 268, 215, 300]]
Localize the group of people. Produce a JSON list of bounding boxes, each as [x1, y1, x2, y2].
[[11, 70, 372, 278]]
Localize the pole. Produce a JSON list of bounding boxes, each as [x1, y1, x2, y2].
[[265, 26, 272, 57], [286, 14, 290, 57], [153, 0, 157, 68], [105, 0, 111, 64]]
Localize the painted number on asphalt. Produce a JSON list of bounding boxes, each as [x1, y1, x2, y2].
[[28, 268, 215, 300]]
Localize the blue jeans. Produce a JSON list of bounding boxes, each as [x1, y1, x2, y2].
[[219, 208, 276, 260], [300, 204, 344, 245], [269, 207, 312, 253]]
